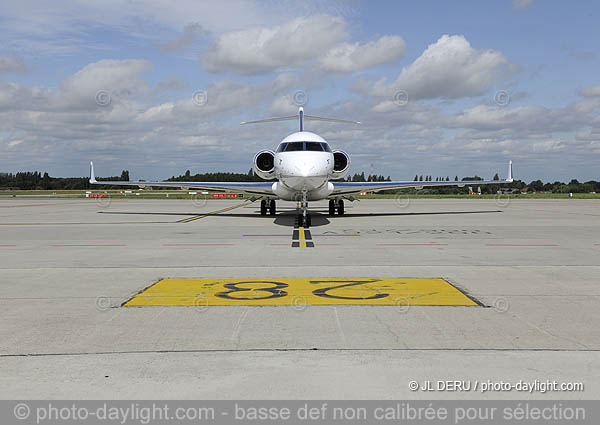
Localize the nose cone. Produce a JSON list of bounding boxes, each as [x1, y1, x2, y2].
[[278, 152, 332, 191], [295, 162, 317, 177]]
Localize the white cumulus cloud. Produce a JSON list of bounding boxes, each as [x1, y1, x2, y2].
[[203, 15, 347, 74], [203, 15, 405, 75], [369, 35, 510, 101], [319, 35, 406, 73], [58, 59, 153, 108]]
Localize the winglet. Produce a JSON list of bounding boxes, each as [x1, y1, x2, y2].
[[506, 160, 514, 183], [89, 161, 97, 183]]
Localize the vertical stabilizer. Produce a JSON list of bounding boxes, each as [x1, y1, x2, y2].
[[506, 160, 514, 182], [89, 161, 97, 183]]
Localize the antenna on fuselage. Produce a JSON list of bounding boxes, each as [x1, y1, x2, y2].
[[240, 107, 360, 131]]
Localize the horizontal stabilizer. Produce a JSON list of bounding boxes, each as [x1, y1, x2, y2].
[[304, 115, 360, 125], [240, 116, 297, 125], [241, 107, 359, 131]]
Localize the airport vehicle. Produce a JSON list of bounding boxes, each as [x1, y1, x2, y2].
[[90, 107, 513, 226]]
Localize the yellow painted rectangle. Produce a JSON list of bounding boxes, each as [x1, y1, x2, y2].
[[124, 278, 479, 307]]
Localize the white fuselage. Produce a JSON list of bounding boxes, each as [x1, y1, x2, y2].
[[269, 131, 337, 201]]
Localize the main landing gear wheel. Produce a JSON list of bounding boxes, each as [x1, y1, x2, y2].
[[261, 199, 276, 216], [329, 199, 345, 216]]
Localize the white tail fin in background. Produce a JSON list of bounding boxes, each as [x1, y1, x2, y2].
[[89, 161, 97, 183], [241, 107, 360, 132], [506, 160, 514, 182]]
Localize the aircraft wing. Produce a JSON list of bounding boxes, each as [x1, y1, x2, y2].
[[88, 162, 274, 197], [331, 161, 514, 197]]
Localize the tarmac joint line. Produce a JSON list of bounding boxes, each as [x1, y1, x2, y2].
[[178, 202, 248, 223]]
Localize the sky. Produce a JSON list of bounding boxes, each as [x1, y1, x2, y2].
[[1, 0, 599, 182]]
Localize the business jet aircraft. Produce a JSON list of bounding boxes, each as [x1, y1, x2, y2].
[[90, 107, 513, 227]]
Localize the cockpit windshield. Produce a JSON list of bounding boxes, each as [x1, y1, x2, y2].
[[276, 142, 332, 152]]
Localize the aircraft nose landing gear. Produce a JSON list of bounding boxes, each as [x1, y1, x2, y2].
[[299, 214, 311, 227], [297, 191, 311, 227]]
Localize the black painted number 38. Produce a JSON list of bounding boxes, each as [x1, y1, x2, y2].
[[214, 280, 389, 301]]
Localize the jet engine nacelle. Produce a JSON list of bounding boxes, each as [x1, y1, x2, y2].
[[331, 150, 351, 179], [253, 150, 276, 179]]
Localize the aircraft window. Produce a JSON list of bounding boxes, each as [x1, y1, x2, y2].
[[284, 142, 304, 151], [305, 142, 324, 151], [277, 141, 332, 152]]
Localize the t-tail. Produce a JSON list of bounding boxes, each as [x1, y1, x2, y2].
[[240, 107, 360, 131]]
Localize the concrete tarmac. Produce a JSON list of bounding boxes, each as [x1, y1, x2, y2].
[[0, 197, 598, 399]]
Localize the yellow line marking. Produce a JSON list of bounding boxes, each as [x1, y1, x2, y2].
[[179, 202, 247, 223], [124, 278, 479, 306], [242, 234, 361, 237], [297, 226, 309, 247]]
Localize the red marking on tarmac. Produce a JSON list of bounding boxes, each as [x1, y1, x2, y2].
[[162, 243, 234, 246], [584, 214, 600, 217], [486, 244, 558, 247], [594, 244, 600, 246], [52, 244, 126, 247], [377, 243, 448, 246], [211, 193, 239, 198], [0, 244, 17, 247]]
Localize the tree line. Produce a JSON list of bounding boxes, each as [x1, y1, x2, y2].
[[167, 170, 392, 183], [1, 170, 599, 194], [0, 170, 131, 190]]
